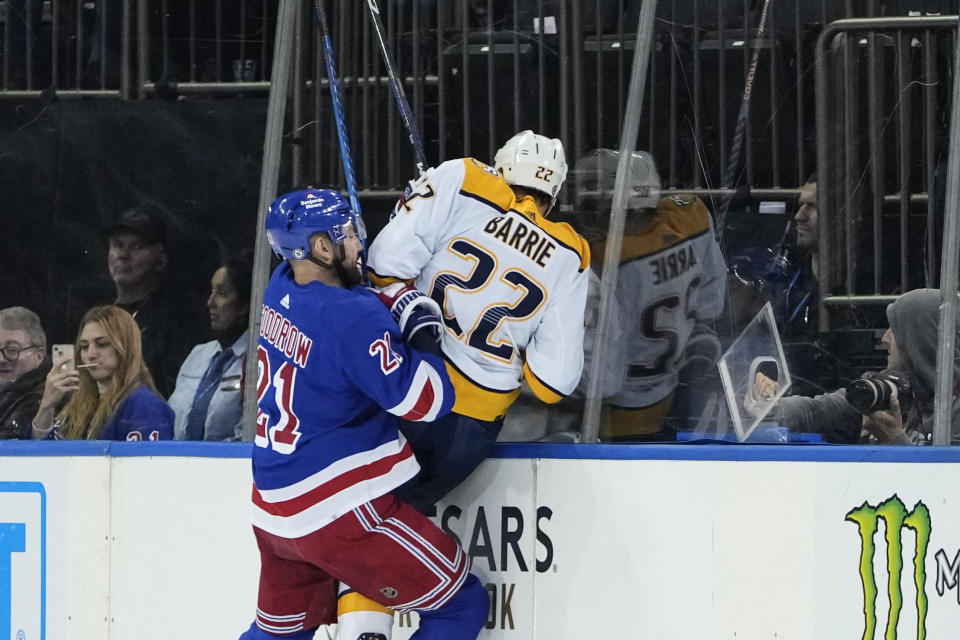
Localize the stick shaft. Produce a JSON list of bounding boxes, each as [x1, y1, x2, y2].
[[314, 0, 362, 217], [365, 0, 428, 176], [715, 0, 774, 238]]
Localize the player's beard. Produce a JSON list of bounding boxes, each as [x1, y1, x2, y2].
[[334, 253, 364, 288]]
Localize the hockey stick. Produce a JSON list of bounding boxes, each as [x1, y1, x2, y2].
[[714, 0, 774, 242], [364, 0, 428, 177], [313, 0, 365, 233]]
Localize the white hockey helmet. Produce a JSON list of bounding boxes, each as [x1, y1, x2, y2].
[[572, 148, 661, 212], [494, 130, 568, 201]]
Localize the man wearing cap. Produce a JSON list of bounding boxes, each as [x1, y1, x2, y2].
[[102, 204, 202, 397]]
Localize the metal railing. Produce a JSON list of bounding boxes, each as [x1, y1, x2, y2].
[[7, 3, 951, 307], [0, 0, 276, 98], [0, 0, 133, 97], [4, 0, 909, 193], [6, 1, 960, 443], [287, 0, 846, 193], [135, 0, 276, 99], [815, 16, 958, 329]]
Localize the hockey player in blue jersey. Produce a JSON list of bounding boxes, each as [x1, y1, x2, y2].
[[239, 188, 488, 640]]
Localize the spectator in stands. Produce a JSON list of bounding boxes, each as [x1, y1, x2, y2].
[[728, 174, 819, 340], [762, 288, 960, 444], [101, 204, 201, 398], [727, 174, 832, 396], [168, 250, 252, 441], [782, 175, 820, 341], [0, 307, 49, 439], [31, 305, 173, 441]]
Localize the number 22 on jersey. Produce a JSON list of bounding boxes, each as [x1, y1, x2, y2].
[[631, 277, 701, 378], [428, 238, 547, 362], [255, 345, 303, 454]]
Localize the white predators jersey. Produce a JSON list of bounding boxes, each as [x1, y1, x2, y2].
[[368, 158, 591, 421], [596, 193, 726, 409]]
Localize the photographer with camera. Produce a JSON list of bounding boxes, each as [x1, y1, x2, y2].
[[766, 288, 960, 444]]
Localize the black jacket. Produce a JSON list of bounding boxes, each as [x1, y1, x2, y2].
[[0, 359, 50, 439], [117, 286, 205, 399]]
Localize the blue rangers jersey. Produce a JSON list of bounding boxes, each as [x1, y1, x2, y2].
[[367, 158, 591, 421], [251, 263, 455, 539]]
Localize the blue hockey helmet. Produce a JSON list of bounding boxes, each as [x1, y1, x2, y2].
[[265, 188, 360, 261]]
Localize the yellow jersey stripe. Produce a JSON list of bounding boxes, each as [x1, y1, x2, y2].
[[591, 194, 711, 265], [458, 158, 591, 272], [656, 202, 711, 236], [445, 360, 520, 421], [459, 158, 516, 210], [601, 394, 675, 440], [532, 216, 591, 272], [338, 592, 393, 616], [367, 271, 409, 288], [616, 226, 711, 266], [523, 362, 565, 404]]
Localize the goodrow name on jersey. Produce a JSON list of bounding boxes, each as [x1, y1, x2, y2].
[[259, 304, 314, 368]]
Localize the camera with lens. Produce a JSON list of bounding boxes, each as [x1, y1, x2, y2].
[[844, 371, 912, 414]]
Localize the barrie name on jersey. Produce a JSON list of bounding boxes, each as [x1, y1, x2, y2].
[[251, 262, 455, 539], [593, 193, 726, 409], [367, 158, 591, 421]]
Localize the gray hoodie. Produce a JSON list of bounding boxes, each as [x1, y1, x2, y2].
[[773, 288, 960, 444]]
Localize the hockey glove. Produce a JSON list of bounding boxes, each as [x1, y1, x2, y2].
[[672, 324, 723, 430], [374, 283, 444, 344], [679, 324, 722, 383]]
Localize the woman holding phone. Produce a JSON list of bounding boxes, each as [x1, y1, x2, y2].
[[31, 305, 174, 440]]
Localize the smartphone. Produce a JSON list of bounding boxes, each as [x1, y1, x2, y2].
[[52, 344, 75, 370]]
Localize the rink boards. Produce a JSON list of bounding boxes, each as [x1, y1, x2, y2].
[[1, 441, 960, 639]]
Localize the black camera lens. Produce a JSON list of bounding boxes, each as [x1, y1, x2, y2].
[[844, 373, 912, 414], [845, 378, 893, 413]]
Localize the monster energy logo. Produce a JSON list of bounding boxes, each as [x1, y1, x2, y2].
[[846, 495, 931, 640]]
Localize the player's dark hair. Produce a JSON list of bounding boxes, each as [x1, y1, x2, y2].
[[512, 185, 552, 210], [805, 172, 817, 185]]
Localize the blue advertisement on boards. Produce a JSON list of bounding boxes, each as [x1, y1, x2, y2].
[[0, 482, 45, 640]]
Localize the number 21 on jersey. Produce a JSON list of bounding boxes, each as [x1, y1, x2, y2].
[[255, 345, 303, 454]]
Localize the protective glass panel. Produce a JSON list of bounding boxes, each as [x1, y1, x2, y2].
[[4, 1, 957, 446], [717, 302, 792, 442]]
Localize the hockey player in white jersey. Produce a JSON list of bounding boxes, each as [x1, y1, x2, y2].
[[367, 130, 591, 511], [575, 149, 727, 441]]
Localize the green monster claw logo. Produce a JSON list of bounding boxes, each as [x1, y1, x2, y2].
[[846, 495, 932, 640]]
